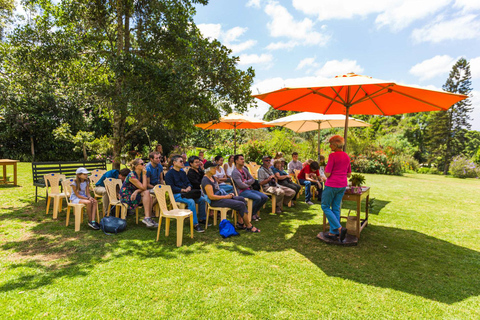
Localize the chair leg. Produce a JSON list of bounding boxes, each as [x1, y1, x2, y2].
[[136, 208, 139, 224], [53, 196, 60, 219], [220, 209, 227, 221], [190, 214, 194, 238], [66, 206, 71, 226], [205, 208, 210, 230], [115, 205, 120, 218], [156, 216, 163, 241], [271, 196, 276, 214], [46, 197, 51, 215], [107, 204, 111, 216], [59, 198, 63, 213], [120, 205, 126, 220], [213, 209, 217, 226], [165, 218, 170, 237], [74, 206, 82, 232], [247, 200, 253, 221], [176, 217, 185, 247]]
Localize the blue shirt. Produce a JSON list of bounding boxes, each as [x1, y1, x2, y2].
[[146, 162, 163, 186], [95, 170, 119, 187], [165, 168, 192, 194], [272, 167, 288, 176]]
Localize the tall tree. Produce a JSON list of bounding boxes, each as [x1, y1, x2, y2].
[[6, 0, 254, 168], [425, 58, 473, 174]]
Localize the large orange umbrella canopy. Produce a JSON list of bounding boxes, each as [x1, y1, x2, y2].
[[195, 112, 272, 130], [195, 112, 272, 153], [253, 73, 468, 150], [253, 73, 467, 115]]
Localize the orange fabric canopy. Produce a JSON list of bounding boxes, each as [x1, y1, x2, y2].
[[253, 73, 467, 116], [195, 112, 272, 130]]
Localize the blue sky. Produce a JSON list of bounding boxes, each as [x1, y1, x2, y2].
[[193, 0, 480, 130]]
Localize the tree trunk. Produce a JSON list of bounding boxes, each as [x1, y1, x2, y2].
[[443, 110, 454, 175], [82, 143, 88, 161], [30, 136, 35, 161], [112, 111, 126, 170]]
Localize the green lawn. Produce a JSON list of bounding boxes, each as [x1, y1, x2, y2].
[[1, 163, 479, 319]]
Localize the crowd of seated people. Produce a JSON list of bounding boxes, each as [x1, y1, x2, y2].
[[89, 147, 326, 234]]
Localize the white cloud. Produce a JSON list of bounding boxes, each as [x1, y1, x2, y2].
[[409, 55, 457, 81], [315, 59, 364, 78], [197, 23, 222, 40], [375, 0, 451, 31], [265, 41, 298, 50], [292, 0, 451, 31], [264, 1, 330, 49], [238, 53, 273, 66], [470, 57, 480, 79], [296, 57, 319, 70], [246, 0, 261, 8], [454, 0, 480, 11], [197, 24, 256, 55], [412, 14, 480, 43]]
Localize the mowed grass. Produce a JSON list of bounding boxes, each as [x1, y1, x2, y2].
[[0, 163, 479, 319]]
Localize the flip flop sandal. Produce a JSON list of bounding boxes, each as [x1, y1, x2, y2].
[[340, 228, 348, 242], [324, 233, 339, 241], [236, 222, 247, 230], [246, 226, 260, 233]]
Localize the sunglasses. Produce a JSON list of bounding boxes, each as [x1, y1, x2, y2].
[[138, 162, 145, 165]]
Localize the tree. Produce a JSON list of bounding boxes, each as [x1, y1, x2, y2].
[[5, 0, 255, 168], [425, 58, 473, 174], [0, 0, 14, 39]]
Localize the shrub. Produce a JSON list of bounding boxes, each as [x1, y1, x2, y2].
[[449, 156, 479, 178], [417, 167, 431, 174]]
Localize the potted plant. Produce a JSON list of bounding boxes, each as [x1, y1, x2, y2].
[[349, 173, 366, 194]]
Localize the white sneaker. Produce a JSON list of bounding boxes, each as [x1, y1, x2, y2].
[[306, 201, 314, 205], [142, 218, 158, 228]]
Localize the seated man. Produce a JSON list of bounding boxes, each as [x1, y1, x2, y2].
[[231, 154, 269, 221], [164, 155, 206, 233], [186, 156, 204, 190], [94, 168, 131, 214], [181, 153, 190, 167], [146, 151, 164, 193], [288, 152, 303, 175], [298, 161, 324, 205], [257, 156, 295, 214]]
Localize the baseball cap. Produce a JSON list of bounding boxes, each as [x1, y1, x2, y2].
[[204, 161, 219, 169], [76, 167, 90, 174], [262, 155, 271, 161]]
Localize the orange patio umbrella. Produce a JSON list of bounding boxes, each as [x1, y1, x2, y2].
[[253, 73, 468, 150], [195, 112, 273, 153]]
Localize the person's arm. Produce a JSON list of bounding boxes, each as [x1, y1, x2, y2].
[[204, 184, 233, 201], [244, 168, 255, 185], [232, 170, 249, 189], [258, 168, 272, 186], [223, 164, 230, 177], [324, 154, 334, 178], [130, 172, 147, 191]]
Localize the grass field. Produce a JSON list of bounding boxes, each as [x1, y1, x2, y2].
[[1, 163, 479, 319]]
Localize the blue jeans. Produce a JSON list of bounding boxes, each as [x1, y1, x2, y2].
[[321, 186, 346, 234], [299, 179, 312, 202], [173, 193, 207, 225], [240, 189, 269, 215], [219, 184, 234, 194]]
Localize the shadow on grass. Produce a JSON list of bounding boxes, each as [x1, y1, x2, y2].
[[288, 224, 480, 304], [341, 198, 390, 215]]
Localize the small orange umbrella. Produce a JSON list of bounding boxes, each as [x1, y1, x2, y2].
[[253, 73, 468, 149], [195, 112, 272, 153]]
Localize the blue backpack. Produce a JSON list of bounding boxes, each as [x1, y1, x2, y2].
[[100, 215, 127, 235], [219, 219, 239, 238]]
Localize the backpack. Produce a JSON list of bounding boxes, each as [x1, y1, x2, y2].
[[100, 215, 127, 235], [219, 219, 239, 238]]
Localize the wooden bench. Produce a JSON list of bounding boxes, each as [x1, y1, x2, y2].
[[32, 161, 107, 202]]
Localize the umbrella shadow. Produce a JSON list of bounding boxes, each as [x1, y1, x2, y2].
[[288, 224, 480, 304]]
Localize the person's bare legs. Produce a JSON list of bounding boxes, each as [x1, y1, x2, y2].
[[141, 190, 152, 218]]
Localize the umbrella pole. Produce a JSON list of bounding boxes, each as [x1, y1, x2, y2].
[[317, 122, 321, 162], [234, 125, 237, 154], [343, 105, 351, 152]]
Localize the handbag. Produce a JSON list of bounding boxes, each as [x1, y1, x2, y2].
[[181, 189, 202, 199], [99, 215, 127, 235]]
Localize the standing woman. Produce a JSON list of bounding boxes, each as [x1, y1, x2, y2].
[[120, 158, 158, 228], [213, 155, 234, 193], [155, 144, 167, 166], [320, 135, 352, 243], [224, 155, 235, 178]]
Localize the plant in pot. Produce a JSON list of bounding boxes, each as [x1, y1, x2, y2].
[[349, 173, 366, 194]]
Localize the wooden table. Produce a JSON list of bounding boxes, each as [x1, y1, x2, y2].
[[323, 186, 370, 239], [0, 159, 19, 186]]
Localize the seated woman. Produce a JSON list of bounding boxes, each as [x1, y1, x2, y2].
[[272, 159, 301, 204], [202, 161, 259, 233], [224, 155, 235, 178], [213, 155, 234, 193], [119, 158, 157, 228]]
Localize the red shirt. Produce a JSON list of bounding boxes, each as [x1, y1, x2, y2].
[[297, 164, 319, 180]]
